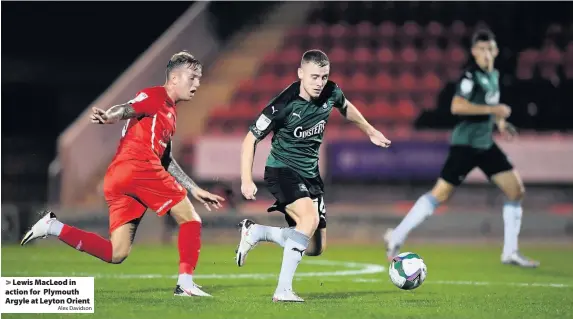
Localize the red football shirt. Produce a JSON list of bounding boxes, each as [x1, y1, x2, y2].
[[111, 86, 177, 166]]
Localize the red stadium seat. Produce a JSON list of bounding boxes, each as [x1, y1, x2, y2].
[[419, 72, 443, 94], [398, 21, 421, 46], [348, 73, 371, 95], [518, 49, 539, 67], [373, 72, 394, 93], [396, 72, 417, 94], [329, 46, 349, 65], [308, 23, 327, 41], [396, 99, 417, 122], [355, 21, 375, 39], [280, 48, 303, 65], [539, 44, 563, 66], [377, 21, 397, 47], [329, 23, 351, 43], [397, 46, 418, 71], [353, 47, 374, 70], [258, 73, 278, 95], [425, 21, 444, 40], [448, 20, 467, 43], [376, 47, 395, 72], [419, 93, 437, 110], [329, 72, 346, 88], [446, 45, 467, 68], [419, 46, 443, 72], [372, 99, 394, 120]]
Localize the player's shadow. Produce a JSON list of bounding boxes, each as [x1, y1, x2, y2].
[[308, 290, 389, 300], [125, 282, 273, 294]]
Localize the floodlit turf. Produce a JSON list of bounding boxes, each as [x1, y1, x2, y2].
[[2, 242, 572, 319]]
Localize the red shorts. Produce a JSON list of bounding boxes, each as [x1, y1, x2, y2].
[[103, 159, 187, 234]]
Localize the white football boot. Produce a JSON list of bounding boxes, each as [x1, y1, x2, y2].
[[21, 211, 57, 246], [173, 284, 212, 297], [502, 251, 540, 268], [384, 228, 401, 261], [235, 219, 258, 267], [272, 288, 304, 303]]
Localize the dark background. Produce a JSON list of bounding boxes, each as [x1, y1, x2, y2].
[[2, 1, 276, 202]]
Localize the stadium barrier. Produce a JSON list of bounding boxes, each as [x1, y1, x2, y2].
[[192, 133, 573, 184]]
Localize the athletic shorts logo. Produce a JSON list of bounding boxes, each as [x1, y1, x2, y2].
[[299, 184, 308, 192]]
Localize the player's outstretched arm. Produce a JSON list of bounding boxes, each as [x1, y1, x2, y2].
[[240, 132, 259, 200], [343, 100, 391, 148], [164, 142, 224, 211], [90, 104, 139, 124], [451, 96, 511, 118]]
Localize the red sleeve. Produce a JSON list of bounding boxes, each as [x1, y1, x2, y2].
[[128, 89, 160, 116]]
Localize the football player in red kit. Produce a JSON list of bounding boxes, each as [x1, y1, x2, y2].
[[21, 51, 224, 297]]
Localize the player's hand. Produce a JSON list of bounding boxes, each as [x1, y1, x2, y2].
[[241, 181, 257, 200], [368, 129, 391, 148], [190, 188, 225, 211], [497, 119, 518, 141], [90, 107, 109, 124], [492, 104, 511, 119]]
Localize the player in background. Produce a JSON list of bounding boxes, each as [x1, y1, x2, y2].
[[20, 51, 225, 296], [236, 50, 391, 302], [385, 30, 539, 268]]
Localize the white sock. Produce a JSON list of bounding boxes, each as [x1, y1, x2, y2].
[[250, 225, 289, 247], [503, 201, 522, 257], [276, 229, 309, 291], [391, 193, 439, 246], [47, 220, 64, 236], [177, 273, 194, 288]]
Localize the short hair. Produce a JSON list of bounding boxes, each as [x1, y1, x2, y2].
[[166, 50, 202, 76], [301, 50, 330, 67], [471, 29, 496, 46]]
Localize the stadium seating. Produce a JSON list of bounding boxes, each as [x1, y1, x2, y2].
[[206, 2, 573, 135]]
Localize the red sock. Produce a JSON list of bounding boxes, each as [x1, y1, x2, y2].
[[178, 221, 202, 274], [58, 225, 112, 263]]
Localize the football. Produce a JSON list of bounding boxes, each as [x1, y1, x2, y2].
[[389, 252, 427, 290]]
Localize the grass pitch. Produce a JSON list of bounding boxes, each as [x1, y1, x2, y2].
[[2, 242, 572, 319]]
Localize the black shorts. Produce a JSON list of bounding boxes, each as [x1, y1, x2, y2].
[[264, 166, 327, 229], [440, 143, 514, 186]]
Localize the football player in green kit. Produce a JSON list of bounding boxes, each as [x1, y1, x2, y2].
[[385, 30, 539, 268], [237, 49, 391, 302]]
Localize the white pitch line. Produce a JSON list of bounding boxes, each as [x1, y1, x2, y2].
[[5, 259, 385, 280], [348, 278, 571, 288]]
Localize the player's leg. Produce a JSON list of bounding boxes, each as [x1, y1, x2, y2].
[[20, 194, 144, 264], [306, 228, 326, 256], [272, 196, 317, 302], [133, 166, 210, 297], [306, 196, 327, 256], [385, 146, 477, 259], [167, 197, 211, 296], [481, 144, 539, 267], [235, 179, 326, 265]]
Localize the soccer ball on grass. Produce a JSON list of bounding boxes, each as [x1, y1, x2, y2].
[[389, 252, 427, 290]]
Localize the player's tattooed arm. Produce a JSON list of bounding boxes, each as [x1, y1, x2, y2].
[[164, 143, 225, 210], [167, 159, 199, 192], [90, 104, 139, 124]]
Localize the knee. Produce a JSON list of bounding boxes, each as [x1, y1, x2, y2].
[[171, 207, 201, 225], [305, 243, 326, 256], [111, 249, 129, 264], [430, 180, 454, 203], [507, 187, 526, 202]]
